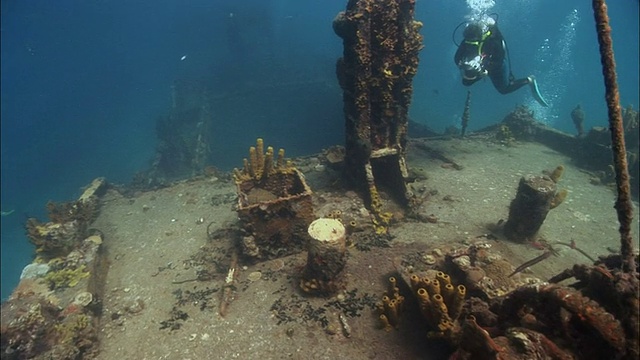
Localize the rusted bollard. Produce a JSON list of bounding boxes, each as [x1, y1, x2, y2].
[[504, 175, 557, 242], [300, 218, 347, 295]]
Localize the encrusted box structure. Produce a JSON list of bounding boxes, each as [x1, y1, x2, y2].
[[234, 140, 314, 261]]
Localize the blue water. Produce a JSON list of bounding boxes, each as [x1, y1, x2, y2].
[[1, 0, 638, 300]]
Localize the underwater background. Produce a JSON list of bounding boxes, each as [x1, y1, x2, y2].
[[1, 0, 638, 301]]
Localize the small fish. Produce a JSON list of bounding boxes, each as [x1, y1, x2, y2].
[[180, 55, 187, 61], [508, 250, 553, 277], [1, 209, 15, 216]]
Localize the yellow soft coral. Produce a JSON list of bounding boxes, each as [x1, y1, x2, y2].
[[44, 264, 89, 289]]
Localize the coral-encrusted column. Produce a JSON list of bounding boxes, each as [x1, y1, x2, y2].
[[300, 218, 347, 295], [504, 175, 557, 242], [334, 0, 423, 234]]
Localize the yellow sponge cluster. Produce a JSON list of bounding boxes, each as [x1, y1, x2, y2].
[[547, 164, 568, 209], [410, 271, 466, 338], [377, 276, 405, 331], [233, 138, 293, 183]]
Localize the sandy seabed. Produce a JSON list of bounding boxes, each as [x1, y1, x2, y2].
[[91, 137, 638, 360]]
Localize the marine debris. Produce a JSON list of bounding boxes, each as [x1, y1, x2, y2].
[[390, 242, 637, 359], [549, 253, 639, 357], [334, 0, 423, 234], [233, 138, 314, 261], [219, 250, 239, 317]]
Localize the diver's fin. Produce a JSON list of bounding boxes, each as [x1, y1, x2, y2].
[[528, 76, 549, 107]]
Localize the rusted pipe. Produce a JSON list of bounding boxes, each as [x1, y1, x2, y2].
[[592, 0, 635, 274]]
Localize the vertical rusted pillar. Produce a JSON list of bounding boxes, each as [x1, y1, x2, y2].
[[461, 91, 471, 137], [592, 1, 638, 357], [334, 0, 423, 234]]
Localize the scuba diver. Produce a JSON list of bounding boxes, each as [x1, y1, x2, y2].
[[454, 16, 549, 107]]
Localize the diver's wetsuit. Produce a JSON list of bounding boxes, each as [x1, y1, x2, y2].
[[454, 24, 530, 94]]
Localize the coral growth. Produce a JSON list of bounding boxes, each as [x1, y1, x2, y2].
[[0, 297, 97, 359], [1, 301, 59, 359], [46, 199, 99, 225], [25, 191, 101, 259], [500, 105, 539, 141], [43, 263, 90, 290], [495, 124, 515, 146], [26, 219, 83, 258]]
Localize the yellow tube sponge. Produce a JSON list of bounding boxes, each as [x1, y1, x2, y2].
[[233, 139, 294, 183], [385, 299, 399, 327], [256, 138, 264, 175], [416, 287, 432, 321], [379, 314, 392, 332], [248, 146, 258, 178], [396, 271, 466, 341], [442, 283, 456, 311], [410, 274, 421, 290], [416, 288, 430, 306], [427, 278, 441, 297], [242, 158, 250, 174], [550, 189, 568, 209], [450, 284, 466, 320], [377, 275, 406, 330], [261, 146, 274, 180], [276, 148, 285, 169], [549, 164, 565, 183], [431, 294, 450, 323], [435, 271, 451, 287]]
